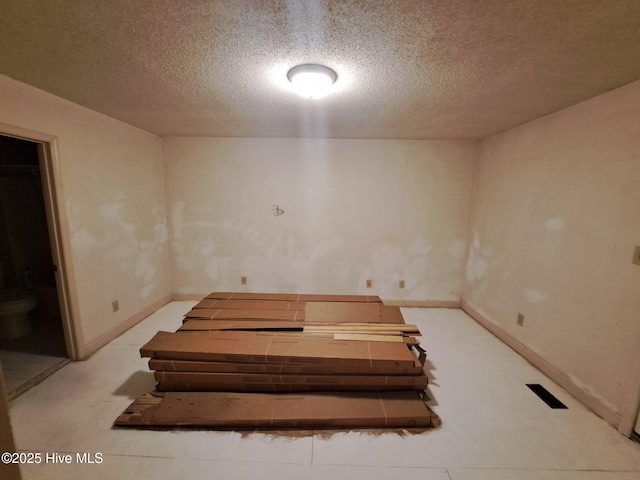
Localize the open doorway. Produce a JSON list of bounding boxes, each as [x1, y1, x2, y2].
[[0, 134, 70, 398]]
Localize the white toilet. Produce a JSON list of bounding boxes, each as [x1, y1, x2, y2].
[[0, 265, 38, 340], [0, 288, 38, 340]]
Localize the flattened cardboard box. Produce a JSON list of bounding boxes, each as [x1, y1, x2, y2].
[[304, 302, 381, 323], [179, 319, 303, 332], [114, 391, 436, 429], [302, 323, 420, 334], [184, 308, 304, 321], [298, 294, 382, 303], [193, 299, 306, 311], [206, 292, 300, 301], [179, 319, 419, 335], [154, 370, 428, 392], [140, 330, 420, 371], [380, 305, 405, 324], [149, 359, 424, 375], [118, 291, 435, 431], [205, 292, 382, 303]]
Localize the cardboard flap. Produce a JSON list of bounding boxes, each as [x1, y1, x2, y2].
[[413, 344, 427, 366]]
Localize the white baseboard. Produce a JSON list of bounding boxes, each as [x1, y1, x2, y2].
[[461, 299, 621, 429], [171, 293, 205, 301], [382, 299, 461, 308], [78, 294, 172, 359]]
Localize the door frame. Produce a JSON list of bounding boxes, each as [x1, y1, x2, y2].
[[618, 355, 640, 437], [0, 122, 82, 360]]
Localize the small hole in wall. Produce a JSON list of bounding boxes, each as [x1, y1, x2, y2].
[[272, 205, 284, 216]]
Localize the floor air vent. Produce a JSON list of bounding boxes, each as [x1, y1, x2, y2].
[[526, 384, 568, 409]]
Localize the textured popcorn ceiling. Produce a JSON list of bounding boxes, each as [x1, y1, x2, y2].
[[1, 0, 639, 140]]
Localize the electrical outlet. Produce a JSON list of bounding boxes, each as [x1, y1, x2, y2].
[[366, 279, 372, 288], [241, 276, 247, 285], [517, 313, 524, 326], [633, 246, 640, 265], [112, 300, 119, 313], [399, 280, 405, 289]]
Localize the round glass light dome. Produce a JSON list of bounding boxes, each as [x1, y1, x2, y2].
[[287, 64, 337, 99]]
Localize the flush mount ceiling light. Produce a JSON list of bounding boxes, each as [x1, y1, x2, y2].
[[287, 64, 337, 99]]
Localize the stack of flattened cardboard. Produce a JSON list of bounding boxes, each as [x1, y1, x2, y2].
[[114, 293, 439, 429]]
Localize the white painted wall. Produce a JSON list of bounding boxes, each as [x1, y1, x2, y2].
[[0, 74, 171, 356], [464, 80, 640, 424], [5, 69, 638, 432], [163, 137, 476, 301]]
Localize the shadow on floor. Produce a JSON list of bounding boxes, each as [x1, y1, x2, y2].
[[0, 312, 68, 399]]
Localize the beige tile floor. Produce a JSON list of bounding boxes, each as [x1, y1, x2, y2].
[[0, 312, 69, 399], [7, 301, 640, 480], [0, 351, 68, 399]]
